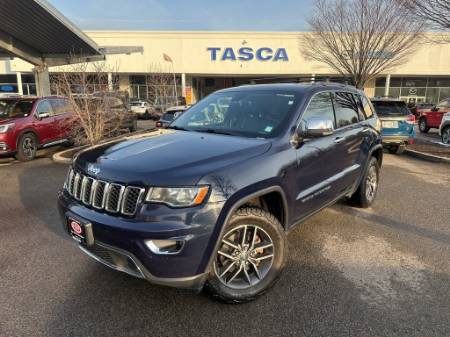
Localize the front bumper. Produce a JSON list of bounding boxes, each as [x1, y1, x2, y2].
[[58, 190, 226, 290]]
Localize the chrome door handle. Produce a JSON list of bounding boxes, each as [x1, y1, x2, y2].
[[334, 137, 345, 144]]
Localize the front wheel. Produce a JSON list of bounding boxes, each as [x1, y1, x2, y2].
[[442, 126, 450, 145], [15, 133, 38, 161], [205, 207, 287, 303], [349, 157, 380, 208]]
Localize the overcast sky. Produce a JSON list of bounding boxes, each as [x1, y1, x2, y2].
[[48, 0, 314, 31]]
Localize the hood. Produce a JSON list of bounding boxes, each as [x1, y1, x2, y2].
[[0, 118, 14, 124], [74, 129, 271, 186]]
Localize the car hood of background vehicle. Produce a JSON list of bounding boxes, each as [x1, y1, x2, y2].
[[74, 130, 272, 186]]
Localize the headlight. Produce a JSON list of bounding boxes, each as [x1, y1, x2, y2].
[[0, 123, 14, 133], [145, 186, 209, 207]]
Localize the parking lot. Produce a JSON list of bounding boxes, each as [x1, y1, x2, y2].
[[0, 153, 449, 337]]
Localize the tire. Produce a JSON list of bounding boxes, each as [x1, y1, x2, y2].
[[442, 126, 450, 145], [349, 157, 380, 208], [204, 207, 287, 303], [15, 133, 38, 161], [419, 118, 429, 133]]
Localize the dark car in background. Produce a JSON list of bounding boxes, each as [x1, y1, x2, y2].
[[156, 105, 190, 128], [417, 98, 450, 133], [58, 83, 382, 303], [0, 96, 73, 161], [371, 98, 415, 154]]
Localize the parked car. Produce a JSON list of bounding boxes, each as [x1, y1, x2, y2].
[[409, 102, 434, 118], [58, 83, 382, 303], [439, 111, 450, 145], [371, 98, 415, 154], [417, 98, 450, 133], [129, 100, 153, 119], [156, 105, 190, 128], [0, 96, 73, 161], [75, 96, 138, 134]]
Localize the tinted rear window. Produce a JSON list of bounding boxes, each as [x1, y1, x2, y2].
[[371, 101, 409, 116], [162, 111, 177, 121]]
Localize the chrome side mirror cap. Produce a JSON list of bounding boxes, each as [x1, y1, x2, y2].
[[303, 117, 334, 137]]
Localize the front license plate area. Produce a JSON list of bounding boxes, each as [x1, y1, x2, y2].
[[382, 121, 398, 129], [67, 216, 94, 246]]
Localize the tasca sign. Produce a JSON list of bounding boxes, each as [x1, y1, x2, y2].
[[207, 47, 289, 62]]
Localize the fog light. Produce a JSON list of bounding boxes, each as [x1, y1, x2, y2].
[[0, 142, 8, 151], [145, 239, 184, 255]]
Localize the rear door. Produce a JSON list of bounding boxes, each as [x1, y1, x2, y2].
[[330, 91, 365, 194], [33, 99, 56, 144], [50, 99, 73, 140]]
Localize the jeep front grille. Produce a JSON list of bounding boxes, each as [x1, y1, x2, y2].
[[65, 168, 145, 216]]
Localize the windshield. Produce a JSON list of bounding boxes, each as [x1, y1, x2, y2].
[[170, 90, 301, 138], [0, 100, 34, 119], [371, 101, 410, 116]]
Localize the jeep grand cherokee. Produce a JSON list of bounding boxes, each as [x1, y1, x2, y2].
[[58, 83, 382, 303]]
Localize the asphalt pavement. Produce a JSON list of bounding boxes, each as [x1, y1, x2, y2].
[[0, 153, 449, 337]]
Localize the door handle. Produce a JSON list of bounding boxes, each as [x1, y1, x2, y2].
[[334, 137, 345, 144]]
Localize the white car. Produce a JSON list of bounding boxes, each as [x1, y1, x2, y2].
[[129, 100, 152, 119], [439, 111, 450, 145]]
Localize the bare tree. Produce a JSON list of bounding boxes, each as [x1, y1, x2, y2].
[[51, 61, 127, 145], [404, 0, 450, 42], [301, 0, 424, 88], [145, 63, 180, 114]]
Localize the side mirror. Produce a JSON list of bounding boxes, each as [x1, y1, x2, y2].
[[301, 117, 334, 138], [431, 106, 439, 112]]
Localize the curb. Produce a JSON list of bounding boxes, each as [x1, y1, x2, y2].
[[52, 146, 86, 164], [404, 149, 450, 164]]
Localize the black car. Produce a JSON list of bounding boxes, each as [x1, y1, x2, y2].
[[58, 83, 382, 303], [156, 105, 190, 128]]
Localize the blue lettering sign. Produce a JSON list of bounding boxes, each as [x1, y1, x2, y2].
[[207, 47, 289, 62], [256, 47, 273, 61], [221, 47, 236, 61], [273, 48, 289, 61], [238, 47, 254, 61], [207, 47, 221, 61]]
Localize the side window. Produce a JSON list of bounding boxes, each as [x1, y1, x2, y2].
[[357, 95, 374, 119], [333, 92, 359, 128], [299, 92, 335, 132], [50, 99, 67, 115], [36, 100, 53, 116]]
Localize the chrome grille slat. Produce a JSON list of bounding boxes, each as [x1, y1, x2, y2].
[[65, 169, 144, 216]]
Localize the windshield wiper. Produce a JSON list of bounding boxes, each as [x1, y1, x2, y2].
[[197, 129, 236, 136], [167, 125, 189, 131]]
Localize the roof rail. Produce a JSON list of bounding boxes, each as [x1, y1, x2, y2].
[[249, 76, 354, 86]]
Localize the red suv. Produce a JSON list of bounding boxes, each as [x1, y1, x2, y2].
[[417, 98, 450, 133], [0, 96, 73, 161]]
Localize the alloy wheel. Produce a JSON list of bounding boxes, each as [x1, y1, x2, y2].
[[365, 165, 378, 202], [214, 224, 274, 290], [22, 137, 36, 159], [419, 119, 426, 131]]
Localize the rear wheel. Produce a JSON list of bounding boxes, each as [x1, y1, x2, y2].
[[349, 157, 379, 208], [16, 133, 38, 161], [442, 126, 450, 145], [205, 207, 287, 303], [419, 118, 429, 133]]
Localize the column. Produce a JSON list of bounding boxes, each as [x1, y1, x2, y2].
[[16, 72, 23, 95], [181, 73, 186, 97], [384, 74, 391, 97], [108, 72, 113, 91], [33, 65, 51, 96]]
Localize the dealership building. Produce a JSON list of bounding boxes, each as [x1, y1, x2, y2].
[[1, 31, 450, 105]]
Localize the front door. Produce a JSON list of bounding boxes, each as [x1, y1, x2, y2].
[[293, 92, 341, 223], [33, 100, 56, 144]]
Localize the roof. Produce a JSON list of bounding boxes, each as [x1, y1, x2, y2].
[[217, 82, 358, 94], [0, 0, 103, 66]]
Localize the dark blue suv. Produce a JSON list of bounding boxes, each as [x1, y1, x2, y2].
[[58, 83, 382, 303]]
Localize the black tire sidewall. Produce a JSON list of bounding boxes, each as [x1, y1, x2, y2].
[[419, 118, 428, 133], [442, 126, 450, 144], [16, 133, 37, 161], [206, 207, 287, 303]]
